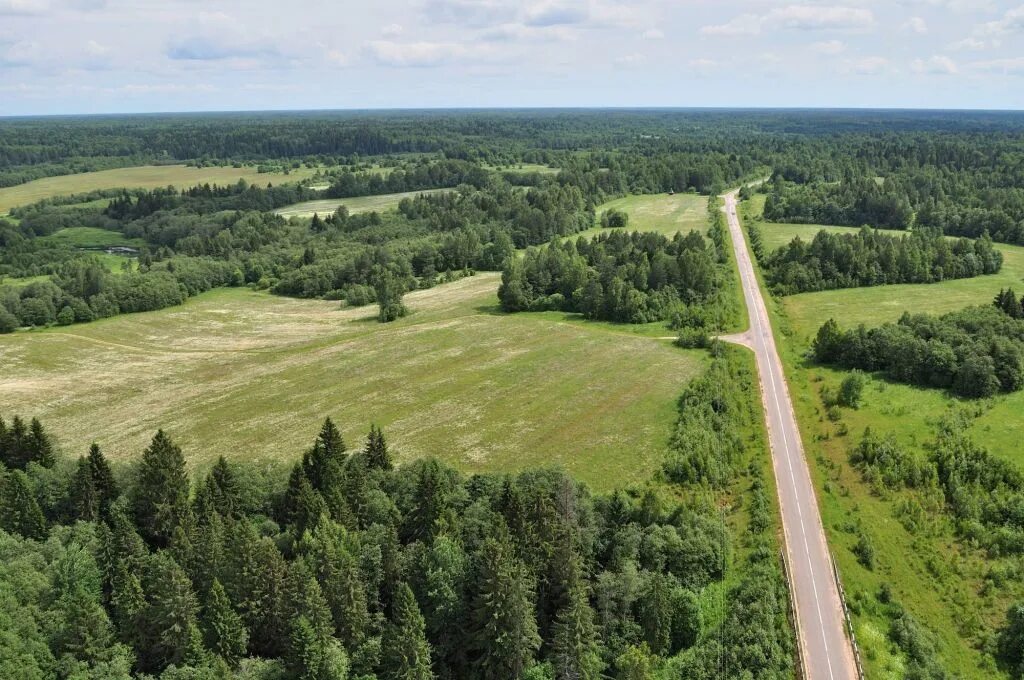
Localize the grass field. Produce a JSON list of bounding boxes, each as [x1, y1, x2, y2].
[[0, 164, 321, 215], [579, 193, 709, 241], [41, 227, 144, 249], [0, 274, 705, 490], [739, 195, 1024, 679], [744, 193, 906, 251], [274, 189, 452, 219]]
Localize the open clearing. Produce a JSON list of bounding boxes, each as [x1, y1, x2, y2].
[[0, 274, 703, 490], [740, 195, 1024, 679], [41, 226, 144, 249], [0, 164, 320, 214], [578, 193, 709, 240], [274, 188, 452, 219]]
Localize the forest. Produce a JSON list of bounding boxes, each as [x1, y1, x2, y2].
[[762, 226, 1002, 295], [498, 225, 731, 328], [812, 300, 1024, 398], [0, 347, 792, 680]]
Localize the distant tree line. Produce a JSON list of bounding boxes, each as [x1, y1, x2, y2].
[[813, 302, 1024, 397], [763, 227, 1002, 295]]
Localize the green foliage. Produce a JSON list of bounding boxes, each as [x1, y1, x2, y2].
[[373, 267, 409, 323], [838, 370, 867, 408], [0, 469, 47, 540], [131, 430, 192, 547], [599, 208, 629, 229], [382, 583, 434, 680], [813, 304, 1024, 398], [204, 579, 248, 667]]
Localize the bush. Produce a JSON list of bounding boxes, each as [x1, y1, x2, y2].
[[838, 370, 866, 408], [853, 532, 875, 570]]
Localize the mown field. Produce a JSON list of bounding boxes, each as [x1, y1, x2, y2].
[[273, 188, 452, 219], [0, 164, 321, 214], [41, 226, 144, 249], [742, 195, 1024, 679], [578, 193, 709, 240], [0, 274, 705, 491]]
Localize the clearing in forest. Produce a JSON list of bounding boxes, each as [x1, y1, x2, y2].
[[0, 273, 703, 490], [576, 193, 709, 240], [273, 188, 452, 218], [0, 164, 320, 215]]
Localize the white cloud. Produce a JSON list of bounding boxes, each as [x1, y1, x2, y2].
[[381, 23, 404, 38], [420, 0, 517, 27], [614, 52, 645, 66], [971, 57, 1024, 76], [976, 5, 1024, 37], [0, 0, 47, 14], [950, 37, 988, 51], [700, 14, 762, 36], [524, 2, 588, 27], [768, 5, 874, 32], [363, 40, 477, 67], [810, 40, 845, 55], [642, 28, 664, 40], [843, 56, 889, 75], [911, 55, 957, 75], [84, 39, 108, 56], [903, 16, 927, 34], [703, 5, 874, 37]]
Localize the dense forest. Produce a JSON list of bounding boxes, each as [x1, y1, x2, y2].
[[762, 227, 1002, 295], [498, 222, 732, 328], [0, 344, 793, 680], [812, 300, 1024, 397]]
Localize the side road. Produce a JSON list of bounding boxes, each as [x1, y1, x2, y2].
[[722, 190, 858, 680]]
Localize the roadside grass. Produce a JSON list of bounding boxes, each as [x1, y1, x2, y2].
[[0, 274, 706, 491], [739, 195, 1023, 679], [0, 164, 320, 214], [273, 188, 452, 219], [577, 193, 709, 240], [41, 227, 144, 249]]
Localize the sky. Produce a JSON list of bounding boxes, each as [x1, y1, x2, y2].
[[1, 0, 1024, 115]]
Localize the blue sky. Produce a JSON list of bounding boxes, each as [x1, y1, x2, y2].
[[1, 0, 1023, 115]]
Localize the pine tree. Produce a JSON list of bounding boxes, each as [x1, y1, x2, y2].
[[205, 579, 249, 667], [131, 430, 192, 547], [87, 443, 118, 514], [288, 615, 350, 680], [0, 415, 28, 468], [27, 417, 55, 467], [304, 417, 347, 491], [98, 506, 149, 645], [223, 520, 288, 659], [70, 455, 100, 520], [383, 583, 434, 680], [551, 584, 603, 680], [205, 455, 242, 518], [470, 538, 541, 679], [365, 424, 393, 471], [302, 517, 369, 652], [138, 552, 205, 673], [0, 469, 47, 539], [639, 573, 672, 656]]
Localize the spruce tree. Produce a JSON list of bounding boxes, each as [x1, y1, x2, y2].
[[551, 584, 603, 680], [27, 417, 55, 467], [0, 469, 47, 539], [365, 424, 393, 471], [131, 430, 192, 547], [304, 417, 347, 492], [206, 455, 242, 518], [383, 583, 434, 680], [1, 415, 28, 468], [138, 552, 204, 673], [288, 615, 350, 680], [69, 455, 100, 521], [87, 443, 118, 514], [204, 578, 249, 667], [470, 538, 541, 678]]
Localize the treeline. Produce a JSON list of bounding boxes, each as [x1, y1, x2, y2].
[[498, 227, 732, 328], [323, 159, 489, 198], [813, 302, 1024, 397], [0, 392, 790, 678], [763, 227, 1002, 295], [0, 256, 236, 332]]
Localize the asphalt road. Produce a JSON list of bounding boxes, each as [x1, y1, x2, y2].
[[722, 190, 858, 680]]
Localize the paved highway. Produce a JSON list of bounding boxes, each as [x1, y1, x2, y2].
[[722, 190, 858, 680]]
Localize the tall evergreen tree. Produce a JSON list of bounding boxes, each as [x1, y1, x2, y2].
[[551, 583, 604, 680], [138, 552, 205, 673], [204, 578, 249, 667], [470, 537, 541, 679], [131, 430, 192, 547], [27, 417, 55, 468], [0, 469, 47, 539], [365, 424, 393, 471], [69, 455, 100, 521], [87, 442, 118, 506], [205, 455, 242, 518], [383, 583, 434, 680]]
